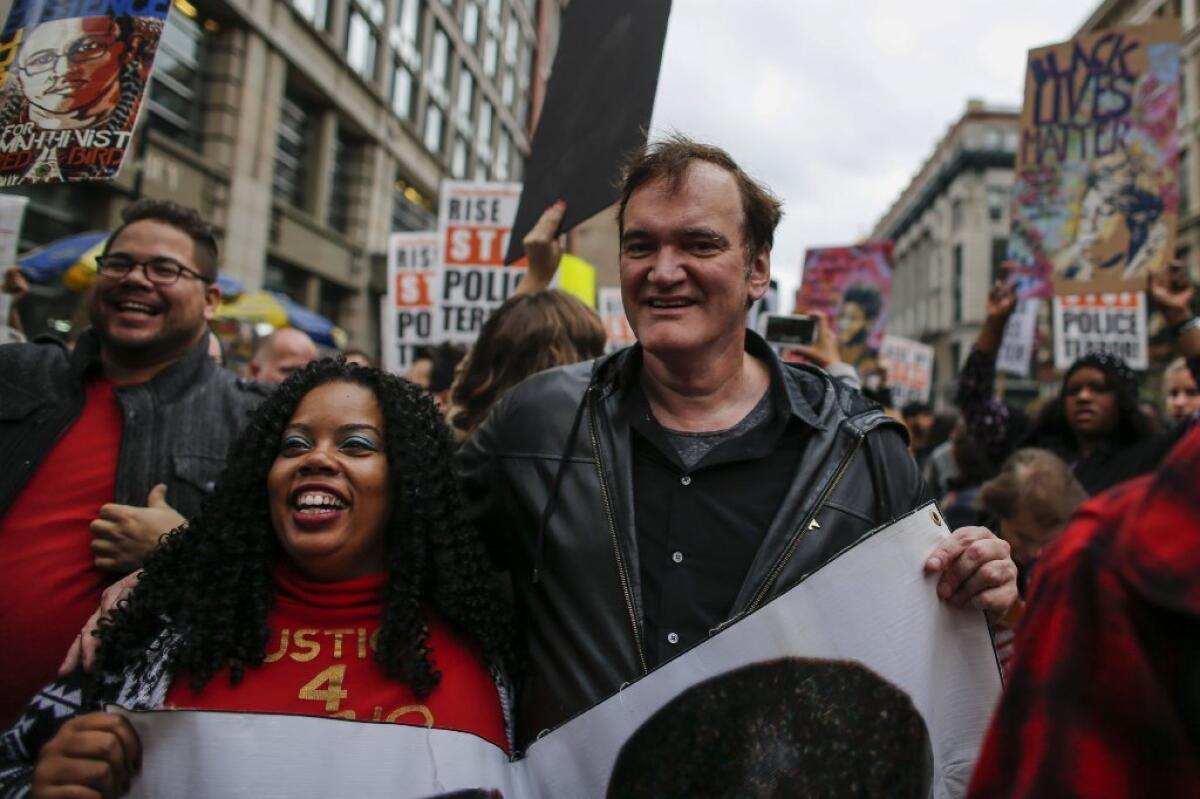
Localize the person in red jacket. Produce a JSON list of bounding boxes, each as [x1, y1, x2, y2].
[[968, 425, 1200, 797], [0, 359, 513, 795]]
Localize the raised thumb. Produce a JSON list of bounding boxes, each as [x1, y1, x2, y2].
[[148, 482, 169, 507]]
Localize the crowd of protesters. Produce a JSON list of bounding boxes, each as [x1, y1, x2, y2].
[[0, 136, 1197, 796]]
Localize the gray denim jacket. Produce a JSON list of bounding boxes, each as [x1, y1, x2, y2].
[[0, 331, 269, 520]]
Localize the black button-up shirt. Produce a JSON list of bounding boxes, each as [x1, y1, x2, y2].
[[630, 344, 810, 666]]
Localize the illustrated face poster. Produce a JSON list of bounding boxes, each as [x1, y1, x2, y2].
[[1007, 21, 1180, 298], [795, 242, 894, 375], [0, 0, 170, 185]]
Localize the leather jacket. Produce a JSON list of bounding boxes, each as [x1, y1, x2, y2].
[[456, 333, 927, 746], [0, 331, 269, 520]]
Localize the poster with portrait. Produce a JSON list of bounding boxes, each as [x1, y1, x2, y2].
[[1006, 21, 1180, 298], [382, 230, 440, 373], [795, 242, 894, 376], [0, 0, 170, 185], [437, 180, 525, 344]]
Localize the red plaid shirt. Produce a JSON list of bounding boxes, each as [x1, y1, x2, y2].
[[969, 427, 1200, 797]]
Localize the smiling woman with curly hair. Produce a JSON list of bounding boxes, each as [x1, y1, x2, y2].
[[0, 359, 514, 796]]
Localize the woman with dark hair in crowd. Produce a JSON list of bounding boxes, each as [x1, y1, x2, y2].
[[0, 359, 513, 795], [957, 269, 1200, 495]]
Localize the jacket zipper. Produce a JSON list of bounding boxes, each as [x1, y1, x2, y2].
[[744, 432, 865, 614], [586, 390, 649, 675]]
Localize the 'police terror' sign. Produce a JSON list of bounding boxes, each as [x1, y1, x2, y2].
[[382, 231, 439, 372], [438, 181, 524, 343], [1053, 292, 1147, 369]]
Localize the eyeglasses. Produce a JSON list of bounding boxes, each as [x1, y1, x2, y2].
[[96, 255, 212, 285], [19, 37, 114, 77]]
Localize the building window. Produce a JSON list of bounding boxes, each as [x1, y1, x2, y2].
[[462, 0, 479, 44], [424, 103, 445, 155], [1181, 148, 1191, 215], [293, 0, 329, 29], [504, 13, 519, 65], [501, 68, 514, 106], [264, 257, 310, 301], [393, 0, 423, 65], [477, 99, 493, 156], [991, 238, 1008, 284], [951, 198, 963, 230], [274, 91, 316, 210], [486, 0, 501, 26], [483, 35, 498, 76], [430, 25, 451, 88], [953, 244, 964, 323], [455, 66, 474, 124], [495, 129, 511, 180], [319, 280, 350, 325], [329, 128, 358, 234], [145, 6, 208, 152], [391, 60, 415, 119], [987, 186, 1008, 222], [452, 135, 469, 177], [392, 174, 436, 231], [346, 6, 379, 80]]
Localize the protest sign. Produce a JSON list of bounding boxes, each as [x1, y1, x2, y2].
[[1053, 292, 1147, 369], [0, 0, 171, 185], [996, 298, 1042, 377], [503, 0, 671, 263], [381, 230, 439, 373], [795, 242, 893, 375], [437, 180, 523, 343], [1006, 21, 1180, 299], [598, 286, 635, 353], [881, 335, 934, 407], [122, 503, 998, 799], [0, 193, 27, 342]]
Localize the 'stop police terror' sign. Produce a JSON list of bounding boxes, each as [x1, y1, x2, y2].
[[1052, 292, 1147, 369]]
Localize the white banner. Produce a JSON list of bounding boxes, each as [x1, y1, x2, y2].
[[881, 335, 934, 407], [382, 231, 439, 373], [996, 298, 1041, 378], [1053, 292, 1148, 370], [121, 503, 998, 799], [437, 181, 524, 344], [598, 286, 636, 353]]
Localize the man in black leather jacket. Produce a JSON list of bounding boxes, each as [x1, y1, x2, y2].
[[457, 136, 1018, 746]]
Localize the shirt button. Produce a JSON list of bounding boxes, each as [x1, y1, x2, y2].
[[667, 632, 679, 645], [680, 475, 692, 486], [672, 551, 683, 563]]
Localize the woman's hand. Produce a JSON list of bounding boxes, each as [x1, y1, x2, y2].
[[975, 280, 1018, 355], [513, 200, 566, 296], [32, 713, 142, 798], [1148, 259, 1194, 326]]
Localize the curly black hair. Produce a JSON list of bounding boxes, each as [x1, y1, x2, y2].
[[97, 358, 513, 698]]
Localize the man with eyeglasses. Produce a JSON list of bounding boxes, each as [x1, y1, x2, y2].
[[0, 199, 268, 726]]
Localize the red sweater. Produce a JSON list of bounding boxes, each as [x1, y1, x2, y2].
[[165, 563, 507, 750], [0, 377, 122, 727]]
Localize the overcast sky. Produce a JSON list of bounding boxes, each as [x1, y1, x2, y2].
[[648, 0, 1101, 305]]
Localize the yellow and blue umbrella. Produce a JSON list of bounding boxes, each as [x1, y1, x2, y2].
[[217, 290, 347, 349], [19, 231, 108, 284]]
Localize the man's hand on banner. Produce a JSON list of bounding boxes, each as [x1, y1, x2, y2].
[[923, 526, 1018, 614], [514, 200, 566, 296], [89, 484, 186, 574], [32, 712, 142, 798]]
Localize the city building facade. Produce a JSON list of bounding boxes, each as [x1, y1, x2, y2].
[[871, 100, 1021, 406], [11, 0, 567, 353]]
